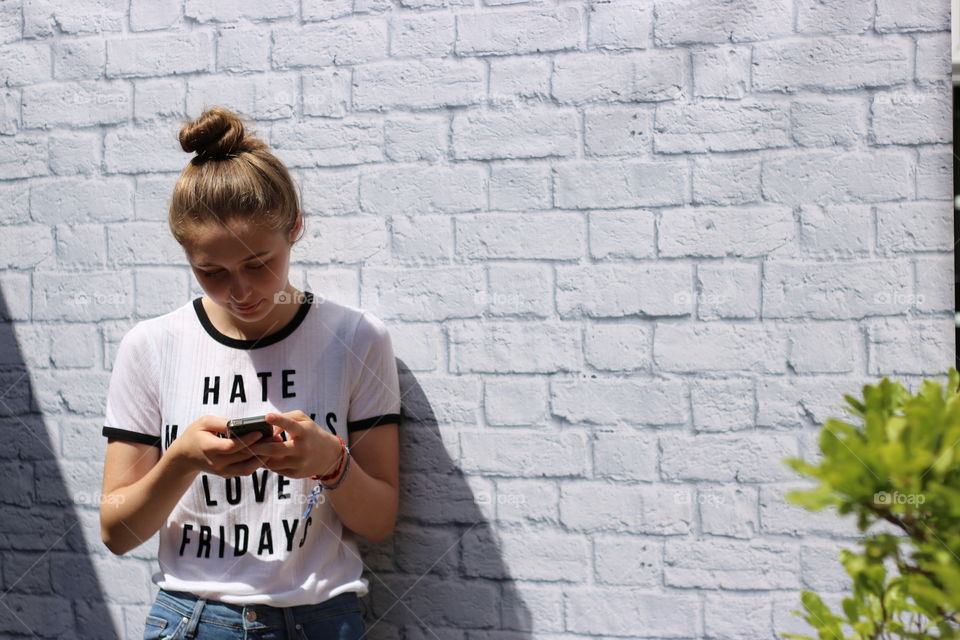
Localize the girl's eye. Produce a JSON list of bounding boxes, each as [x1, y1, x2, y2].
[[201, 271, 223, 278], [249, 263, 267, 270]]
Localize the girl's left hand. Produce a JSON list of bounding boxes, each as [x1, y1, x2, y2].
[[245, 409, 342, 479]]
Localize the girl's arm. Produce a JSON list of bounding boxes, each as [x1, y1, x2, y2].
[[99, 439, 198, 556], [323, 423, 400, 544]]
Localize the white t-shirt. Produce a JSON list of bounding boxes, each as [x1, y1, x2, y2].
[[101, 291, 402, 607]]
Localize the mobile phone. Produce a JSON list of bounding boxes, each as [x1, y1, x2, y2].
[[226, 415, 273, 440]]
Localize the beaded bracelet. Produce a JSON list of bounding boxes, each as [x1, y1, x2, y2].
[[302, 436, 351, 520]]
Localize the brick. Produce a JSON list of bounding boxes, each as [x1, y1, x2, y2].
[[555, 263, 693, 318], [216, 25, 270, 73], [53, 39, 105, 80], [655, 100, 790, 153], [0, 182, 30, 225], [108, 222, 184, 265], [483, 377, 548, 426], [690, 377, 754, 432], [791, 97, 868, 147], [273, 21, 386, 69], [659, 205, 795, 258], [133, 78, 185, 122], [0, 272, 31, 321], [353, 58, 484, 110], [104, 126, 196, 174], [500, 582, 564, 634], [0, 594, 74, 637], [551, 376, 688, 426], [184, 0, 297, 22], [188, 74, 297, 121], [696, 262, 760, 319], [360, 164, 484, 215], [493, 478, 557, 524], [564, 587, 700, 637], [0, 0, 21, 44], [106, 32, 213, 78], [704, 592, 774, 639], [448, 320, 580, 374], [0, 88, 17, 135], [461, 430, 587, 476], [801, 541, 857, 592], [391, 214, 452, 264], [786, 322, 860, 374], [301, 215, 392, 265], [554, 159, 687, 209], [463, 525, 588, 581], [796, 0, 873, 33], [916, 33, 951, 84], [49, 131, 100, 176], [33, 271, 133, 321], [361, 266, 485, 321], [589, 209, 655, 259], [455, 7, 580, 56], [699, 485, 758, 538], [384, 115, 446, 162], [0, 136, 47, 179], [24, 0, 124, 36], [372, 320, 437, 372], [875, 0, 949, 32], [456, 212, 583, 260], [592, 429, 658, 481], [302, 68, 352, 118], [134, 268, 190, 318], [871, 90, 951, 144], [0, 225, 54, 269], [753, 35, 912, 92], [391, 13, 454, 57], [23, 81, 131, 128], [392, 522, 459, 576], [489, 163, 551, 211], [759, 483, 862, 537], [762, 150, 914, 205], [301, 0, 353, 22], [134, 175, 178, 221], [655, 322, 787, 374], [552, 49, 685, 104], [655, 0, 790, 44], [691, 45, 750, 98], [755, 375, 871, 429], [486, 263, 552, 317], [560, 481, 694, 534], [866, 316, 955, 375], [876, 201, 953, 252], [917, 145, 953, 200], [584, 322, 653, 372], [55, 223, 107, 270], [269, 117, 382, 167], [31, 177, 133, 224], [587, 2, 652, 50], [129, 0, 180, 31], [300, 169, 361, 217], [664, 538, 800, 589], [692, 155, 762, 205], [762, 260, 913, 319], [798, 204, 871, 256], [593, 535, 661, 585], [584, 106, 652, 157], [914, 255, 954, 313], [661, 432, 798, 482], [452, 107, 578, 160], [489, 56, 550, 103]]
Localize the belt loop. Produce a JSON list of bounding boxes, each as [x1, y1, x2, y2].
[[183, 596, 206, 638], [283, 606, 298, 638]]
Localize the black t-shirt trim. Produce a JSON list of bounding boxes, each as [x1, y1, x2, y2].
[[102, 426, 161, 448], [347, 413, 402, 432], [194, 291, 314, 350]]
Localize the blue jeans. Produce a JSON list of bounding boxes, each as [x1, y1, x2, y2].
[[143, 588, 366, 640]]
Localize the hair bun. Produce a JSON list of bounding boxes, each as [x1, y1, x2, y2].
[[178, 106, 265, 163]]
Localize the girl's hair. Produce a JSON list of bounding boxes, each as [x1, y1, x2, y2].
[[168, 106, 304, 247]]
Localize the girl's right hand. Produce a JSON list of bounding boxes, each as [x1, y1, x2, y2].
[[167, 414, 268, 478]]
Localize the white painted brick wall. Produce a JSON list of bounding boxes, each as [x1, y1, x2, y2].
[[0, 1, 953, 638]]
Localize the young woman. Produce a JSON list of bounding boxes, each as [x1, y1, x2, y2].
[[99, 105, 402, 639]]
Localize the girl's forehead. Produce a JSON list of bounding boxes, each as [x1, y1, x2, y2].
[[183, 221, 286, 264]]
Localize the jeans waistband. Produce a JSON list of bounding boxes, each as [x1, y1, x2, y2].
[[155, 588, 362, 638]]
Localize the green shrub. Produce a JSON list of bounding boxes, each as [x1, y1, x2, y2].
[[781, 369, 960, 640]]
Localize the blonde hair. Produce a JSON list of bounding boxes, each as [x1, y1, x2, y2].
[[168, 106, 304, 247]]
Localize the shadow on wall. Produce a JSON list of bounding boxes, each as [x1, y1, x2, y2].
[[358, 362, 532, 639], [0, 288, 114, 639]]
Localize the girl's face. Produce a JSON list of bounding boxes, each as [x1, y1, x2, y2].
[[182, 216, 301, 328]]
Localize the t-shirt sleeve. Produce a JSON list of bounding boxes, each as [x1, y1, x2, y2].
[[101, 323, 162, 448], [346, 312, 402, 433]]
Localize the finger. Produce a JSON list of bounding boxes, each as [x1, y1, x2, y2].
[[265, 412, 304, 436], [228, 431, 266, 451]]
